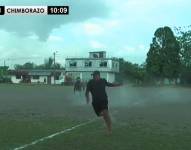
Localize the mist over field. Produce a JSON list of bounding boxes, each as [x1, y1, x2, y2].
[[0, 84, 191, 150], [108, 85, 191, 107], [1, 84, 190, 122]]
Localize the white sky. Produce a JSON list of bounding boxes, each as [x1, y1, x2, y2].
[[0, 0, 191, 68]]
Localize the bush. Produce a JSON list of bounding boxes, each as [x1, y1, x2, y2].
[[0, 76, 12, 83]]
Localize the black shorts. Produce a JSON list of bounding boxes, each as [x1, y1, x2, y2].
[[92, 100, 108, 116]]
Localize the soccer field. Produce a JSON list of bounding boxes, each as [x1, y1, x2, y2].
[[0, 84, 191, 150]]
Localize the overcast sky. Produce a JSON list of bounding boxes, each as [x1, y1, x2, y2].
[[0, 0, 191, 68]]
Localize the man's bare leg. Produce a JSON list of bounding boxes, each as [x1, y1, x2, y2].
[[100, 109, 112, 134]]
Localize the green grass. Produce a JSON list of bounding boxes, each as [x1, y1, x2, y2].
[[1, 117, 191, 150], [4, 119, 190, 150], [0, 84, 191, 150], [0, 118, 80, 150]]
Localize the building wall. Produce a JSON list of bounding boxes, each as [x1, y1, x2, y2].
[[66, 71, 115, 83], [81, 72, 91, 81], [11, 76, 22, 84], [100, 72, 107, 80], [107, 73, 115, 83], [54, 75, 65, 84], [11, 75, 65, 85], [65, 59, 119, 73], [65, 57, 119, 83], [31, 74, 65, 85], [89, 51, 106, 58], [31, 76, 47, 84], [10, 70, 65, 85]]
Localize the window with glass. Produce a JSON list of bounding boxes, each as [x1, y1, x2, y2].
[[85, 61, 92, 67], [33, 75, 39, 79], [16, 75, 21, 79], [69, 61, 77, 67], [100, 61, 107, 67]]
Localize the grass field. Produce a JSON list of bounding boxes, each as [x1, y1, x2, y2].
[[0, 84, 191, 150]]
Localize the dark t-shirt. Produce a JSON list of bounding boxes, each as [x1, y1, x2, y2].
[[86, 78, 114, 103], [74, 80, 82, 91]]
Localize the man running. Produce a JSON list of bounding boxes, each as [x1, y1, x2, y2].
[[85, 71, 122, 134], [74, 77, 82, 95]]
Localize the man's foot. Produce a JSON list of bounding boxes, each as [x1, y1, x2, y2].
[[106, 129, 112, 136]]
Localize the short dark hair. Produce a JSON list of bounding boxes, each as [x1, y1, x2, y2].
[[92, 71, 100, 76]]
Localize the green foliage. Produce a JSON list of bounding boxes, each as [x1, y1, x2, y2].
[[14, 62, 35, 70], [0, 66, 11, 83], [0, 66, 9, 77], [146, 26, 181, 82], [174, 26, 191, 84], [175, 26, 191, 67], [118, 58, 146, 84], [44, 57, 54, 69], [14, 57, 63, 70]]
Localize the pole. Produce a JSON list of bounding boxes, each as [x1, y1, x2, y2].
[[53, 52, 55, 84], [53, 51, 58, 84], [53, 52, 56, 67]]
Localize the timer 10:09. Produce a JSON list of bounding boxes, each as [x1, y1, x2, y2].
[[47, 6, 69, 15]]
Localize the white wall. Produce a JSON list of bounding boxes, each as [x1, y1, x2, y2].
[[11, 74, 65, 85], [31, 76, 47, 84], [66, 59, 119, 73], [51, 76, 54, 84], [55, 75, 65, 85], [66, 71, 116, 83], [107, 73, 115, 83], [11, 76, 22, 84]]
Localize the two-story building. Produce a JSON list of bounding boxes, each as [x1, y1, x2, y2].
[[65, 51, 119, 83]]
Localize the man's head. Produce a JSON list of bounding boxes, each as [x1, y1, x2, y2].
[[92, 71, 100, 80]]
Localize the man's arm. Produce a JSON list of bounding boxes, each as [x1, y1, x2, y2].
[[105, 80, 122, 87]]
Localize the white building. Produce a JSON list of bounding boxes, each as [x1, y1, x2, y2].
[[9, 69, 65, 85], [65, 51, 119, 83]]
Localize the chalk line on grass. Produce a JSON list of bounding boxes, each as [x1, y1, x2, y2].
[[13, 119, 96, 150]]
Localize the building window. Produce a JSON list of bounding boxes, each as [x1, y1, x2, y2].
[[55, 75, 59, 80], [16, 75, 21, 79], [33, 75, 39, 79], [93, 53, 99, 58], [69, 61, 77, 67], [99, 52, 103, 58], [85, 61, 92, 67], [100, 61, 107, 67]]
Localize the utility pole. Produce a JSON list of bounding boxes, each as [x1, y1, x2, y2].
[[53, 51, 58, 85], [53, 52, 56, 68]]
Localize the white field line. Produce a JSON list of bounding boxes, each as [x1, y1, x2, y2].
[[13, 119, 96, 150]]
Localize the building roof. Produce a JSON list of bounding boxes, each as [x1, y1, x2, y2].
[[29, 71, 51, 76], [65, 57, 119, 61], [89, 51, 106, 53], [8, 69, 65, 76]]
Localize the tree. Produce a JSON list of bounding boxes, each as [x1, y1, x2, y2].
[[14, 62, 35, 69], [146, 43, 163, 80], [13, 57, 63, 70], [0, 66, 11, 83], [175, 26, 191, 67], [0, 66, 9, 77], [146, 26, 181, 84], [118, 58, 146, 84], [44, 57, 54, 69], [175, 26, 191, 84]]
